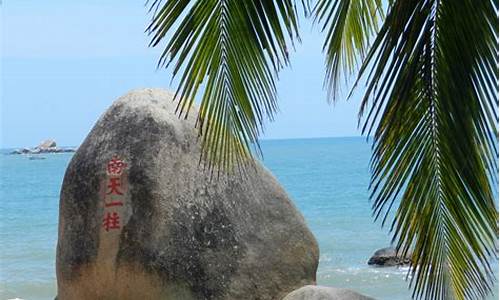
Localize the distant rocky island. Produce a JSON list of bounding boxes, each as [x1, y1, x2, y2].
[[10, 139, 76, 155]]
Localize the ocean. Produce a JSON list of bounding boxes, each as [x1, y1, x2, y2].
[[1, 137, 498, 300]]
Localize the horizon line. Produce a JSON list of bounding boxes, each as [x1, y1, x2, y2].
[[1, 135, 374, 150]]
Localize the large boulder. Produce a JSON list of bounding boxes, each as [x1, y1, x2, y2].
[[283, 285, 375, 300], [367, 247, 411, 267], [56, 88, 319, 300]]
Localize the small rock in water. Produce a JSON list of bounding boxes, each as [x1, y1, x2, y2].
[[28, 155, 46, 160], [9, 139, 76, 155], [9, 148, 30, 155], [283, 285, 375, 300], [37, 139, 57, 150], [367, 247, 412, 267]]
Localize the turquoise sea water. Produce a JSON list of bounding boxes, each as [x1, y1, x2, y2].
[[1, 137, 498, 300]]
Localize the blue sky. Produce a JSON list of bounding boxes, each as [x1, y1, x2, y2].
[[1, 0, 364, 148]]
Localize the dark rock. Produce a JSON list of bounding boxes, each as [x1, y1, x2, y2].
[[10, 148, 31, 155], [283, 285, 375, 300], [367, 247, 411, 267], [56, 88, 319, 300], [29, 155, 46, 160], [30, 148, 41, 154]]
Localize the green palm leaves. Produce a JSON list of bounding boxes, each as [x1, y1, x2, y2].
[[354, 1, 498, 299], [146, 0, 498, 299], [314, 0, 383, 101], [147, 0, 299, 171]]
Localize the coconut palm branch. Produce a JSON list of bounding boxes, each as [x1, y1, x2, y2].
[[146, 0, 300, 171], [348, 1, 499, 299], [313, 0, 383, 101], [146, 0, 499, 299]]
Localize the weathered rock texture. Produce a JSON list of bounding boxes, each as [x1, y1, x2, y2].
[[283, 285, 375, 300], [367, 247, 411, 267], [38, 139, 57, 149], [56, 88, 319, 300]]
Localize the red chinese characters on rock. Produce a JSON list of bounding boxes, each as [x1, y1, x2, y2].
[[105, 200, 123, 208], [102, 156, 127, 232], [106, 177, 123, 196], [107, 156, 127, 176], [103, 212, 120, 231]]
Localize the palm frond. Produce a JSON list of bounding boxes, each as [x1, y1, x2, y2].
[[314, 0, 383, 102], [356, 0, 499, 299], [146, 0, 300, 171]]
